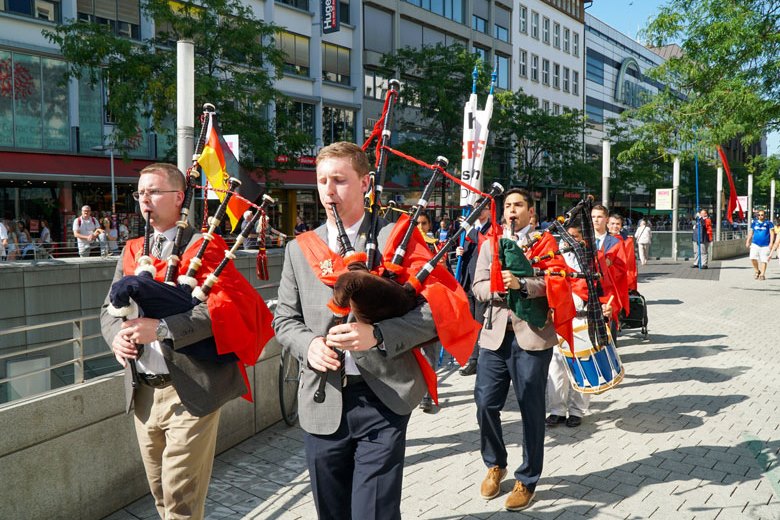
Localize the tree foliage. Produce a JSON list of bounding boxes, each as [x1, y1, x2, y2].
[[491, 90, 587, 191], [624, 0, 780, 160], [44, 0, 310, 170]]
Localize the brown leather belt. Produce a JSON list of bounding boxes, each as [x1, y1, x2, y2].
[[139, 373, 173, 388]]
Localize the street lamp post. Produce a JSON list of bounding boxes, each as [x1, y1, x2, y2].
[[92, 144, 116, 217]]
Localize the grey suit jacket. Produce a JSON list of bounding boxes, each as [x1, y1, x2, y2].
[[471, 236, 557, 351], [100, 228, 245, 417], [272, 214, 438, 435]]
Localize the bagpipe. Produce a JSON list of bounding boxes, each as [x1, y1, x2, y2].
[[311, 79, 504, 403], [106, 104, 276, 392]]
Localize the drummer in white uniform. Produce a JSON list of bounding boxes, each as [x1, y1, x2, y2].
[[545, 224, 612, 428]]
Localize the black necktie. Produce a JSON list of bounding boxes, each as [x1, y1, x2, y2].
[[152, 234, 166, 259]]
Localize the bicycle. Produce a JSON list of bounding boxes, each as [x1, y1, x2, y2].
[[278, 346, 301, 426]]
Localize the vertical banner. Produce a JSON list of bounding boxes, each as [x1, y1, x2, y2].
[[321, 0, 340, 34]]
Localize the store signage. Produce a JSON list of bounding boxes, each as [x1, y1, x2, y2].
[[615, 57, 650, 108], [655, 188, 672, 210], [321, 0, 340, 33], [276, 155, 316, 167]]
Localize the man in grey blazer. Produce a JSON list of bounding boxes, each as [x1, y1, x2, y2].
[[100, 163, 245, 519], [471, 188, 557, 512], [273, 142, 437, 520]]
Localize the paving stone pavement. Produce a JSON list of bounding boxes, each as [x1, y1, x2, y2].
[[107, 256, 779, 520]]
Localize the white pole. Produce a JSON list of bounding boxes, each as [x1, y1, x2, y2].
[[177, 40, 195, 222], [602, 140, 610, 207], [109, 147, 116, 217], [672, 157, 680, 261], [715, 167, 722, 241], [771, 178, 776, 223], [747, 173, 754, 221]]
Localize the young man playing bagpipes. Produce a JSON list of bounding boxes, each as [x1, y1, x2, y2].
[[272, 142, 439, 520], [470, 188, 557, 511]]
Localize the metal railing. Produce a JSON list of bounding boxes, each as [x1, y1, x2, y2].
[[0, 314, 116, 407]]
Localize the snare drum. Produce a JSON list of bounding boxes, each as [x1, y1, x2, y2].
[[557, 319, 624, 394]]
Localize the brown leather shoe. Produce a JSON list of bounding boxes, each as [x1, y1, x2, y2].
[[480, 466, 507, 499], [505, 480, 535, 511]]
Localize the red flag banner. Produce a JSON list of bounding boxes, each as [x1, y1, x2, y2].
[[717, 146, 745, 223]]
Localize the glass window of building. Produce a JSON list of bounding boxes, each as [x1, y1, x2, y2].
[[77, 0, 140, 39], [573, 70, 579, 95], [553, 22, 560, 49], [323, 106, 355, 144], [542, 100, 550, 112], [496, 53, 510, 90], [563, 27, 570, 53], [553, 63, 560, 89], [364, 6, 393, 54], [531, 11, 539, 39], [553, 103, 560, 115], [586, 53, 603, 85], [473, 45, 489, 64], [542, 58, 550, 86], [494, 5, 510, 43], [542, 17, 550, 44], [530, 54, 539, 82], [472, 15, 487, 33], [423, 26, 446, 46], [518, 49, 527, 78], [0, 50, 69, 151], [276, 99, 316, 140], [2, 0, 61, 21], [339, 0, 350, 24], [364, 70, 389, 100], [275, 0, 309, 10], [322, 43, 350, 85], [277, 31, 310, 77], [573, 32, 580, 57], [404, 0, 463, 23], [400, 19, 424, 49], [563, 66, 570, 92], [586, 102, 603, 124], [518, 5, 527, 34]]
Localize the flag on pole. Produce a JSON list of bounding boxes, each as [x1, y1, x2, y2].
[[716, 146, 745, 223], [197, 115, 259, 231], [459, 69, 495, 207]]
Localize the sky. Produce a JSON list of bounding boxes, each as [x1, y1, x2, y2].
[[586, 0, 779, 156]]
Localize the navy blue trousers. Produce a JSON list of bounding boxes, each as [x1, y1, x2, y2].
[[474, 332, 552, 491], [303, 381, 410, 520]]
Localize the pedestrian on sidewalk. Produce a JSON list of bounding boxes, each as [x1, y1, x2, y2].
[[747, 210, 774, 280], [470, 188, 555, 512], [692, 209, 713, 269], [634, 219, 652, 265], [272, 142, 438, 520]]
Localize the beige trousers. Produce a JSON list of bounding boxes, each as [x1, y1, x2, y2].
[[133, 383, 221, 520]]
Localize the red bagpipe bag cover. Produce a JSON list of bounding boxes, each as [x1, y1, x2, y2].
[[524, 232, 576, 351], [623, 237, 638, 292], [604, 237, 630, 317], [122, 236, 275, 401]]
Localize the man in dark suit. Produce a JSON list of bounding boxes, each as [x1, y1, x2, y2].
[[471, 188, 556, 512], [455, 203, 491, 375], [100, 163, 247, 519], [273, 142, 437, 520]]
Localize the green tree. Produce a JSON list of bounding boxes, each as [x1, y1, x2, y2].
[[625, 0, 780, 158], [491, 89, 586, 191], [44, 0, 310, 175], [380, 44, 493, 171]]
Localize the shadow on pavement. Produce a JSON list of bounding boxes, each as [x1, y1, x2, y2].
[[618, 366, 751, 388], [611, 394, 748, 434], [645, 298, 684, 305], [620, 344, 731, 363]]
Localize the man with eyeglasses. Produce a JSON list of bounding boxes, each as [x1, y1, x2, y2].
[[100, 163, 259, 519], [746, 210, 774, 280]]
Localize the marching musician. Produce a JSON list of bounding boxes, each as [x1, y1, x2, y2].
[[545, 224, 613, 429], [273, 142, 438, 520], [100, 163, 252, 519], [470, 188, 556, 512], [415, 211, 439, 413]]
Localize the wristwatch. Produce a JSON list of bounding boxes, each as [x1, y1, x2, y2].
[[156, 319, 169, 343], [518, 277, 528, 293], [372, 324, 384, 349]]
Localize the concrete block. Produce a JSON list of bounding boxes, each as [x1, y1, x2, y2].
[[22, 262, 79, 287], [0, 288, 24, 320], [24, 282, 82, 316], [0, 316, 26, 350]]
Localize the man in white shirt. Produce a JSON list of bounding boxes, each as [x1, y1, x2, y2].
[[0, 219, 8, 260], [72, 206, 100, 257]]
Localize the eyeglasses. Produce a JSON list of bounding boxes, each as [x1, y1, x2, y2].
[[758, 213, 766, 217], [132, 189, 180, 201]]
